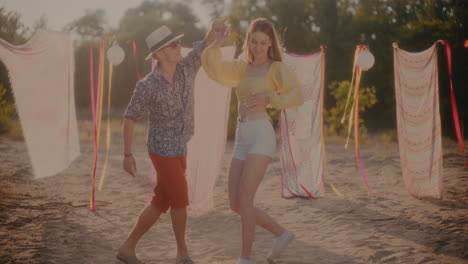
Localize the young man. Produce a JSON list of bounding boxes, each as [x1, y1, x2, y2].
[[116, 24, 216, 264]]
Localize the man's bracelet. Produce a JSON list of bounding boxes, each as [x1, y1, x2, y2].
[[124, 152, 133, 157]]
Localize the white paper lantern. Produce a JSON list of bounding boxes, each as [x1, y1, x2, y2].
[[107, 41, 125, 66], [357, 49, 375, 71]]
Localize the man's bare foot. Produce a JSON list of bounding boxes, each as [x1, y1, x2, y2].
[[176, 256, 194, 264], [118, 241, 136, 257], [176, 248, 192, 263]]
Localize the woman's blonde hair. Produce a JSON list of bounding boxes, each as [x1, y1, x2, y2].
[[243, 17, 283, 63]]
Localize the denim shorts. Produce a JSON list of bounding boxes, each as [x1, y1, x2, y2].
[[233, 118, 276, 160]]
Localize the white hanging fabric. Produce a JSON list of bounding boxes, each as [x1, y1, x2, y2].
[[279, 51, 326, 199], [0, 30, 80, 179], [185, 46, 234, 214], [393, 43, 443, 198]]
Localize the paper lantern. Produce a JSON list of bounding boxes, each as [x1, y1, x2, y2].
[[357, 49, 375, 71], [107, 41, 125, 66]]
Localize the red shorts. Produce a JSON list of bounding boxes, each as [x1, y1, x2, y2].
[[148, 153, 188, 213]]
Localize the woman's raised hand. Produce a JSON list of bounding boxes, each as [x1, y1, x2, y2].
[[212, 18, 227, 32], [211, 18, 230, 48], [206, 18, 228, 46]]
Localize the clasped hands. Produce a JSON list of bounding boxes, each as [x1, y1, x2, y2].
[[205, 18, 230, 48], [239, 93, 270, 115]]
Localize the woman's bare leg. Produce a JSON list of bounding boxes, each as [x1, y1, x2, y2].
[[228, 158, 285, 237], [229, 154, 285, 259]]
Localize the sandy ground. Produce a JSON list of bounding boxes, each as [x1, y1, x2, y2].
[[0, 122, 467, 264]]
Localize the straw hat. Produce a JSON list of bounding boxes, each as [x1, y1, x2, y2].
[[145, 25, 184, 60]]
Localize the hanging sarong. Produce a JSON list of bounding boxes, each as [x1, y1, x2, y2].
[[0, 30, 80, 179], [185, 46, 235, 214], [279, 51, 326, 199], [393, 43, 443, 198]]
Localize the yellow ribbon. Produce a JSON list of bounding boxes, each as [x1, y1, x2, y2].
[[319, 46, 349, 198], [96, 40, 106, 149], [343, 47, 361, 149], [98, 37, 115, 191]]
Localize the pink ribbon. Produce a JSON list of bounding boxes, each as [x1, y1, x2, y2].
[[88, 39, 106, 211], [439, 40, 468, 168], [127, 40, 142, 81], [354, 46, 368, 190], [88, 44, 97, 211]]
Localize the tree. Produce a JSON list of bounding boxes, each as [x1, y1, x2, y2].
[[200, 0, 468, 137], [351, 0, 468, 133], [0, 8, 27, 103], [0, 8, 27, 135], [108, 0, 206, 107], [72, 1, 207, 108], [65, 9, 107, 38], [32, 15, 48, 33], [0, 8, 27, 45], [67, 9, 108, 109]]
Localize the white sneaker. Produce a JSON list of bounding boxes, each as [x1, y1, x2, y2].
[[235, 258, 253, 264], [267, 230, 295, 260]]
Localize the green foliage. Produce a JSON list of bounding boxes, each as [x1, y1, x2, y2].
[[324, 80, 377, 136], [266, 108, 279, 130], [0, 7, 27, 44], [32, 15, 48, 33], [380, 130, 398, 145], [1, 0, 467, 138], [0, 84, 15, 132], [6, 120, 23, 141], [0, 8, 24, 140], [227, 91, 238, 139], [0, 8, 27, 107], [0, 84, 22, 140], [72, 2, 207, 108], [198, 0, 468, 137]]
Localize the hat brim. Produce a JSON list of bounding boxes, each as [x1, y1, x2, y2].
[[145, 34, 184, 61]]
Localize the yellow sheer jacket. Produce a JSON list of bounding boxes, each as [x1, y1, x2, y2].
[[201, 47, 304, 109]]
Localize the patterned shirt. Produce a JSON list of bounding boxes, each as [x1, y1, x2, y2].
[[123, 41, 207, 157]]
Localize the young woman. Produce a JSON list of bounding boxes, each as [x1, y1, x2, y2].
[[202, 18, 304, 264]]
